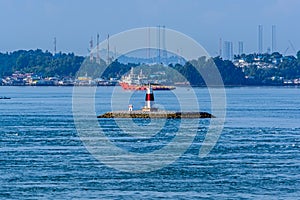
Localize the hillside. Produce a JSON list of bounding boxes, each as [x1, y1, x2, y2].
[[1, 49, 300, 86]]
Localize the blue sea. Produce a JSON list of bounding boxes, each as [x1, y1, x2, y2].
[[0, 86, 299, 199]]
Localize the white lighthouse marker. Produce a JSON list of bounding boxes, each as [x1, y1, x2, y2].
[[142, 84, 157, 112]]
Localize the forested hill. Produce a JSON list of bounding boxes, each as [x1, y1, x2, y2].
[[0, 49, 84, 77], [0, 49, 246, 85], [1, 49, 300, 86]]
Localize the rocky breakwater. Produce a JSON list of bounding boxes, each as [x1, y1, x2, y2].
[[97, 84, 215, 119], [97, 111, 215, 119]]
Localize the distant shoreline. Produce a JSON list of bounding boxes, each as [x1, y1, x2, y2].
[[0, 85, 299, 88]]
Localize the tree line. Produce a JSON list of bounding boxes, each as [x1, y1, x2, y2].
[[0, 49, 84, 77], [1, 49, 300, 86]]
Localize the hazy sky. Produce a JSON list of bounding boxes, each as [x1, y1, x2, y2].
[[0, 0, 299, 56]]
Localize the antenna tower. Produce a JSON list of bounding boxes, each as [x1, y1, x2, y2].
[[219, 38, 222, 57], [54, 37, 57, 55]]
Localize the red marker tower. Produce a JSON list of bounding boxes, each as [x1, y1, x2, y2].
[[142, 84, 157, 112]]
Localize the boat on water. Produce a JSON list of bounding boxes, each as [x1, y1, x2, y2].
[[0, 96, 11, 99], [96, 78, 119, 86], [119, 68, 175, 91], [119, 82, 175, 90]]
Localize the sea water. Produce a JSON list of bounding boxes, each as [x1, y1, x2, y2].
[[0, 86, 299, 199]]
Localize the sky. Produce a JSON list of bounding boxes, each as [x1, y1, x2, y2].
[[0, 0, 299, 56]]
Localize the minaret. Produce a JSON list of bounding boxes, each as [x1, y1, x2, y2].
[[107, 34, 110, 64], [157, 25, 161, 64], [53, 37, 57, 55], [272, 25, 276, 53], [258, 25, 263, 54], [90, 37, 93, 61], [96, 33, 100, 64], [147, 27, 150, 60]]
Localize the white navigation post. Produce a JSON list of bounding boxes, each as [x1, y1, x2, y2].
[[142, 84, 157, 112]]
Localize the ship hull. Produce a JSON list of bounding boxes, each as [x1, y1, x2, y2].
[[119, 82, 175, 90]]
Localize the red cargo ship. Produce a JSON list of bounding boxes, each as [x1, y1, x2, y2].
[[119, 68, 175, 91]]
